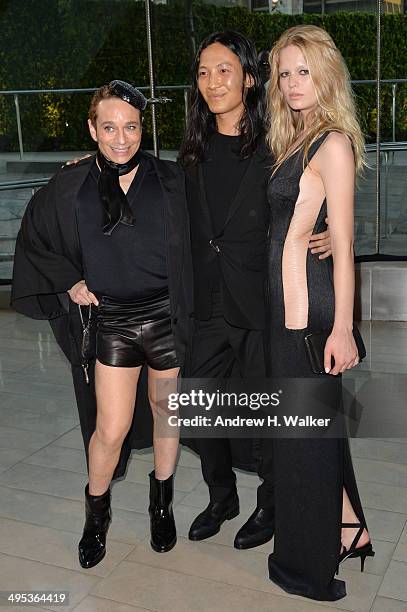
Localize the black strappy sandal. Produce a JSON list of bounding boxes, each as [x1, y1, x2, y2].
[[336, 522, 375, 574]]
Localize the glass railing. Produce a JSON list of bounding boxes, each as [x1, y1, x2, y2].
[[358, 143, 407, 258], [1, 83, 406, 282], [1, 143, 406, 283]]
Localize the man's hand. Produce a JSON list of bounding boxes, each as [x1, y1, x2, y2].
[[68, 280, 99, 306], [63, 154, 92, 167], [309, 217, 331, 260]]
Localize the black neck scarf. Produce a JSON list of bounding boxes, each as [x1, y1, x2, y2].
[[97, 149, 143, 235]]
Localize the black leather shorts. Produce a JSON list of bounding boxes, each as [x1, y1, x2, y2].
[[96, 290, 179, 370]]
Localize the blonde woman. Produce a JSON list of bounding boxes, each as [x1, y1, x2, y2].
[[264, 25, 374, 600]]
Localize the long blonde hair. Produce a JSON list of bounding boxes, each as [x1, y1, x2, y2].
[[266, 25, 365, 175]]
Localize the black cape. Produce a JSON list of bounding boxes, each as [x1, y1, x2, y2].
[[11, 154, 193, 479]]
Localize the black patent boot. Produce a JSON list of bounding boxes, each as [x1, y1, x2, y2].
[[78, 484, 111, 568], [148, 471, 177, 553]]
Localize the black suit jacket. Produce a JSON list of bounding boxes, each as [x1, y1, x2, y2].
[[186, 140, 271, 330]]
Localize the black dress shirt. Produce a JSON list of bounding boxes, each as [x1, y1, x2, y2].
[[77, 155, 168, 300]]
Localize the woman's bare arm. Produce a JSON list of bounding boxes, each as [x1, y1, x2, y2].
[[313, 132, 359, 375]]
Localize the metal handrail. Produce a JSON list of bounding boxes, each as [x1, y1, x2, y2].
[[0, 178, 49, 191], [352, 79, 407, 84], [365, 142, 407, 152], [0, 79, 405, 95], [0, 85, 190, 95]]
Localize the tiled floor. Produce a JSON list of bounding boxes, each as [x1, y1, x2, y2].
[[0, 310, 406, 611]]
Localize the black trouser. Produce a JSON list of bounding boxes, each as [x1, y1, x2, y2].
[[186, 295, 274, 508]]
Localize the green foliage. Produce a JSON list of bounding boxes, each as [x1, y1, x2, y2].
[[0, 1, 406, 151]]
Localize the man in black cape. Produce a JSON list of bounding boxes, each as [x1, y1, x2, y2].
[[11, 81, 193, 565]]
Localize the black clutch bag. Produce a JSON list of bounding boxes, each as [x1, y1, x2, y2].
[[304, 325, 366, 374]]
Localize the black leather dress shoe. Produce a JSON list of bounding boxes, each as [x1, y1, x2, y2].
[[188, 493, 239, 541], [234, 506, 275, 550]]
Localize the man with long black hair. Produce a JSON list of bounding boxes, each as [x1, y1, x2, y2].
[[179, 31, 331, 549]]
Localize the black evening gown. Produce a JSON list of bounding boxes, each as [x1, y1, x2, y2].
[[266, 133, 367, 601]]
